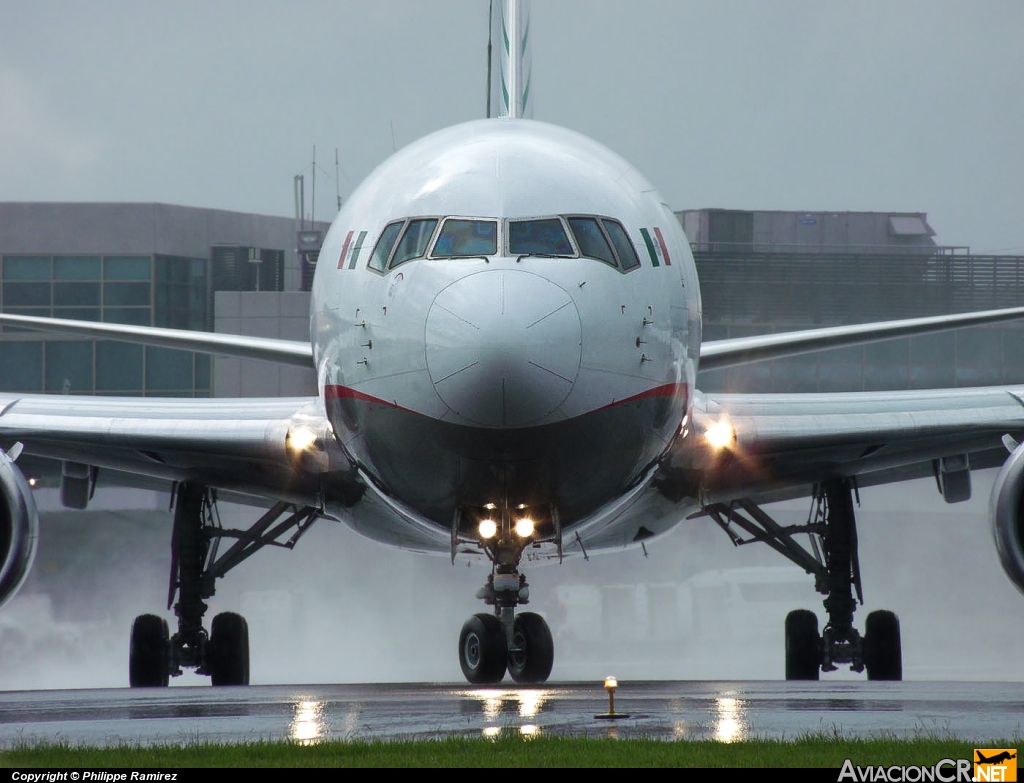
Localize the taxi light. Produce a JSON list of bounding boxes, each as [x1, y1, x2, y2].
[[705, 419, 734, 451], [478, 519, 497, 539], [515, 517, 534, 538]]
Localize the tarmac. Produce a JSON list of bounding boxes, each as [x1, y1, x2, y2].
[[0, 680, 1021, 747]]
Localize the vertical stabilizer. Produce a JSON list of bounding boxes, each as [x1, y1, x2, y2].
[[489, 0, 532, 119]]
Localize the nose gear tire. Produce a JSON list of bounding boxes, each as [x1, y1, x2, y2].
[[507, 611, 554, 684], [459, 613, 508, 684]]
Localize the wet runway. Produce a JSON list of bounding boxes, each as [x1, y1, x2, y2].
[[1, 681, 1022, 747]]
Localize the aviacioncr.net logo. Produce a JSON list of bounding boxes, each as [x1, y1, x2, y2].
[[974, 749, 1017, 782], [838, 758, 973, 782]]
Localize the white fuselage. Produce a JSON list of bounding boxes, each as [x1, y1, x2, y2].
[[310, 119, 701, 551]]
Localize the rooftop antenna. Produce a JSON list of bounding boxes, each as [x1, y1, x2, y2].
[[293, 174, 305, 231], [311, 144, 316, 227], [335, 148, 343, 211]]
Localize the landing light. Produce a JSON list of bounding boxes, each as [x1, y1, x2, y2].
[[515, 517, 534, 538], [705, 419, 735, 451], [478, 519, 497, 539], [286, 425, 318, 453]]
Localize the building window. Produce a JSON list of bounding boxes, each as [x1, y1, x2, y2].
[[96, 341, 143, 392], [104, 256, 151, 281], [54, 256, 101, 280], [0, 342, 42, 391], [44, 341, 93, 393], [3, 256, 51, 280]]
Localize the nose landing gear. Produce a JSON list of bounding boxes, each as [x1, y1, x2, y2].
[[457, 570, 555, 684], [454, 503, 558, 684]]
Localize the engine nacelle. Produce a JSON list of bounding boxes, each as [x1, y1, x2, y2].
[[991, 441, 1024, 595], [0, 448, 39, 609]]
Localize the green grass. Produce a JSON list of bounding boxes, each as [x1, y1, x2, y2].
[[0, 736, 1011, 768]]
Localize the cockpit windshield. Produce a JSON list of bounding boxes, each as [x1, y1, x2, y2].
[[508, 218, 573, 256], [390, 218, 438, 268], [432, 219, 498, 257], [366, 214, 642, 273]]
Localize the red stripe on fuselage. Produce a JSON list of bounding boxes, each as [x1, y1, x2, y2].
[[336, 230, 354, 269], [590, 382, 688, 413], [323, 382, 688, 419], [653, 226, 671, 266], [324, 384, 403, 408]]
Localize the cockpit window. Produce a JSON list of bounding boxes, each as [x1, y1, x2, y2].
[[390, 218, 438, 268], [368, 220, 404, 272], [567, 217, 617, 267], [508, 218, 573, 256], [432, 219, 498, 257], [602, 219, 641, 271]]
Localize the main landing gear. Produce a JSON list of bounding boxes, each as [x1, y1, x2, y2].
[[705, 477, 902, 681], [453, 503, 557, 684], [128, 483, 320, 687]]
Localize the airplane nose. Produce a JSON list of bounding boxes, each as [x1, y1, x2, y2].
[[425, 269, 582, 427]]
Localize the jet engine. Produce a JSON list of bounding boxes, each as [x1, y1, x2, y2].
[[991, 441, 1024, 595], [0, 447, 39, 609]]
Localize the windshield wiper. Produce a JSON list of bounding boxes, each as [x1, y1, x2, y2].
[[516, 253, 575, 263]]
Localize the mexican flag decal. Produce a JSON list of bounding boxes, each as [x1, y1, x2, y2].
[[639, 227, 671, 267]]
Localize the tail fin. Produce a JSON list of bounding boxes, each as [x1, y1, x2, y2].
[[489, 0, 532, 119]]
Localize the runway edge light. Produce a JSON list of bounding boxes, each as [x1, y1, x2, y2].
[[594, 676, 630, 720]]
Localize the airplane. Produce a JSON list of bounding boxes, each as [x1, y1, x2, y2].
[[977, 752, 1017, 765], [3, 0, 1024, 686]]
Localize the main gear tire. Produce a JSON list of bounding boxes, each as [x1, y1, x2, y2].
[[129, 614, 170, 688], [209, 612, 250, 686], [785, 609, 820, 681]]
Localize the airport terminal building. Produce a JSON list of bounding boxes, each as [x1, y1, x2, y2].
[[0, 202, 325, 399], [683, 208, 1024, 393]]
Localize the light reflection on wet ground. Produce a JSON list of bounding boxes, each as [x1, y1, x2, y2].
[[0, 681, 1021, 747]]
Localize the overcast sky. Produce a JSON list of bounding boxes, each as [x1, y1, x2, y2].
[[1, 1, 1021, 252]]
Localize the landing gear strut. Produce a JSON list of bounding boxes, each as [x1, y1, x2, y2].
[[454, 502, 557, 684], [705, 477, 902, 681], [128, 483, 320, 687]]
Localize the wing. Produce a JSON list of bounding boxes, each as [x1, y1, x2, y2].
[[0, 393, 336, 504], [675, 386, 1024, 504], [699, 305, 1024, 371], [0, 313, 313, 367]]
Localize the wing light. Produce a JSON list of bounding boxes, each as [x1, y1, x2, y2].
[[705, 419, 735, 452]]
